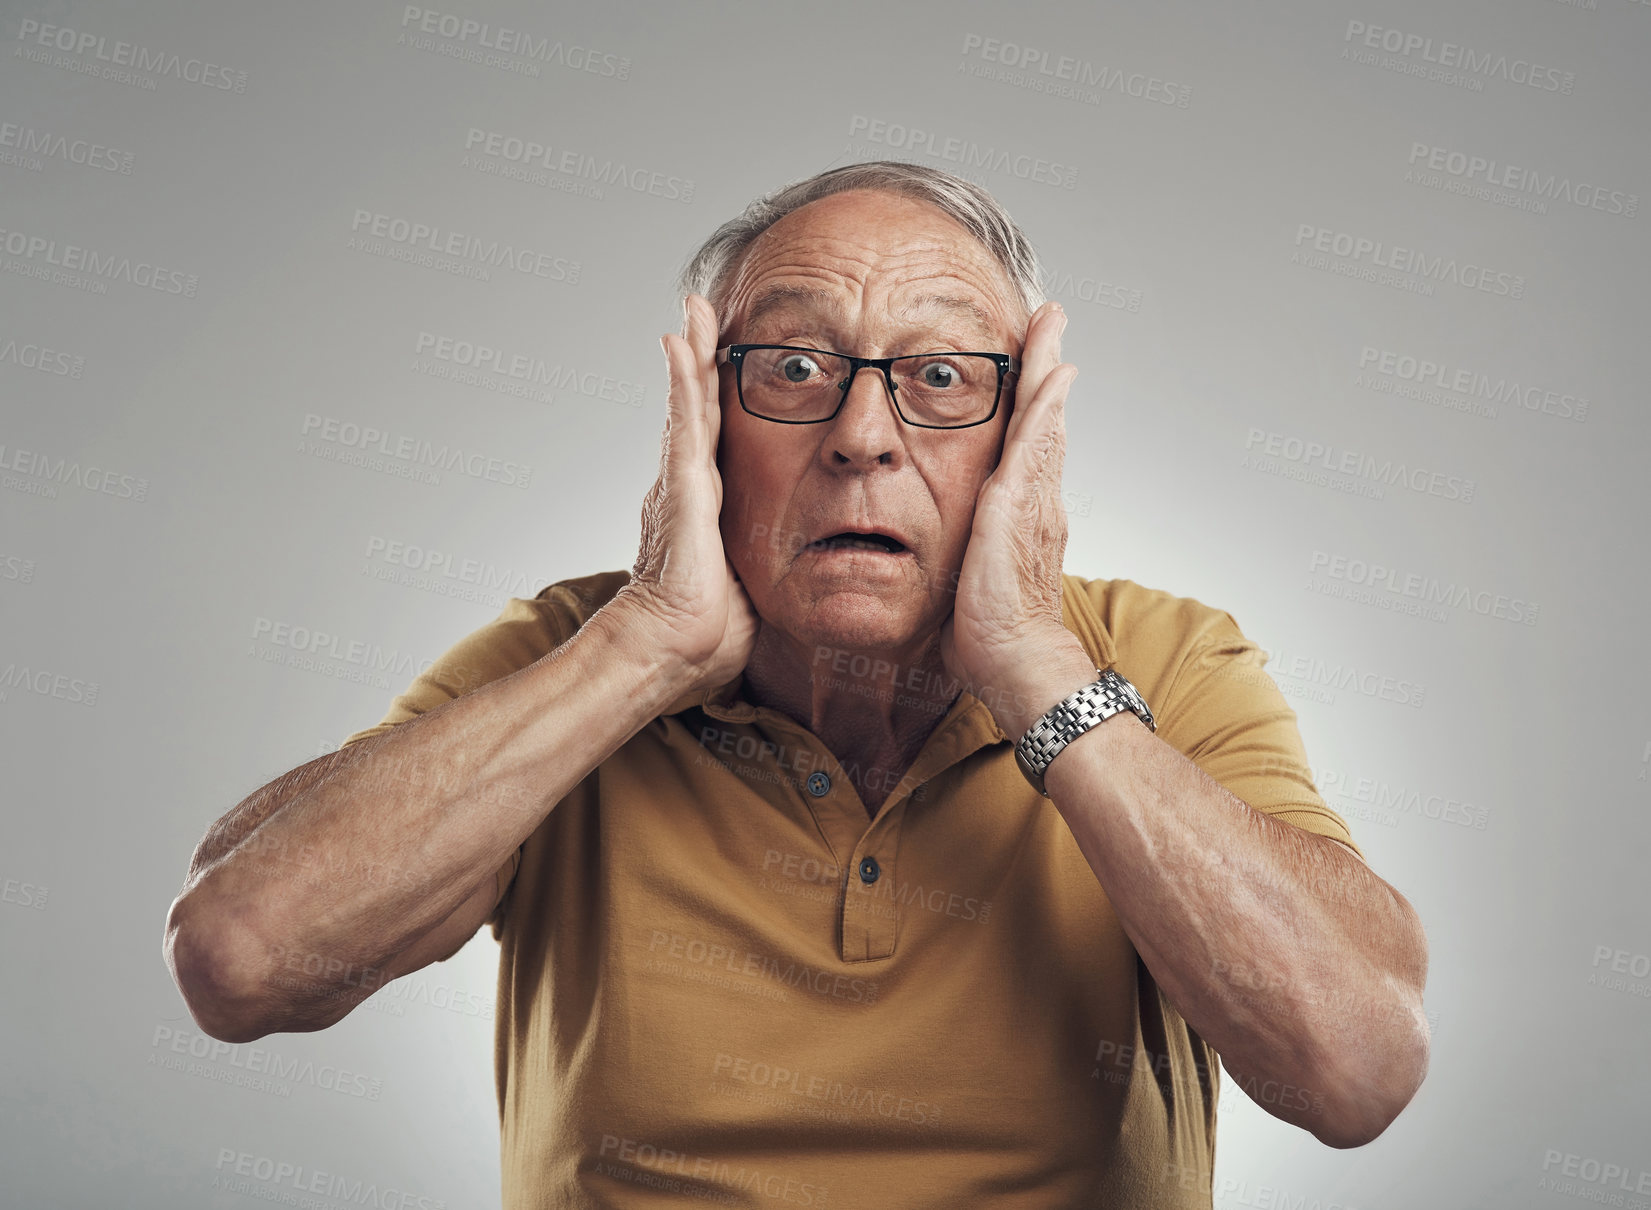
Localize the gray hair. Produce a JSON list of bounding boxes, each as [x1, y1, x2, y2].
[[676, 160, 1046, 336]]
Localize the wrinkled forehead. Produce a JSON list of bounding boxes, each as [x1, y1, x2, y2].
[[718, 197, 1026, 348]]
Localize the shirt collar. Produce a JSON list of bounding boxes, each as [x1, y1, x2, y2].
[[1056, 570, 1118, 670], [659, 672, 751, 722]]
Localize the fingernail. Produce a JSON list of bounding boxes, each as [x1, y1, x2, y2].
[[681, 297, 691, 337]]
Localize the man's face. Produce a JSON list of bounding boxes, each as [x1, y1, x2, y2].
[[715, 188, 1029, 657]]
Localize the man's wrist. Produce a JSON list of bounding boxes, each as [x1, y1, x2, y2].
[[1023, 680, 1155, 802], [582, 594, 705, 716], [974, 635, 1098, 742]]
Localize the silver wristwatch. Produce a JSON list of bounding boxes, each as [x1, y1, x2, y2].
[[1014, 668, 1156, 797]]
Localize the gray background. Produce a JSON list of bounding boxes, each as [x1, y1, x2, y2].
[[2, 0, 1646, 1206]]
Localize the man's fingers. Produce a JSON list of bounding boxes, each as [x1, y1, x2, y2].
[[661, 331, 700, 409], [661, 329, 714, 464], [1022, 302, 1067, 386], [1002, 362, 1076, 472], [660, 330, 700, 415], [1005, 302, 1066, 447], [687, 293, 720, 402], [983, 359, 1073, 530], [677, 292, 723, 451], [1033, 301, 1067, 382]]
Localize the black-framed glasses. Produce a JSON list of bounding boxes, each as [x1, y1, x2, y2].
[[715, 344, 1020, 430]]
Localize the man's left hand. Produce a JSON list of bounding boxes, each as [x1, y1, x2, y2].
[[939, 300, 1097, 740]]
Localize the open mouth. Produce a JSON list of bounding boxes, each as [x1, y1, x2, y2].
[[807, 532, 908, 554]]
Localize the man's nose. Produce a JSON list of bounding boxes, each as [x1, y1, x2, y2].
[[823, 363, 903, 467]]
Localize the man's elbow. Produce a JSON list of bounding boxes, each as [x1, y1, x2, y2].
[[162, 893, 281, 1043], [1314, 882, 1432, 1147], [1311, 1016, 1432, 1148]]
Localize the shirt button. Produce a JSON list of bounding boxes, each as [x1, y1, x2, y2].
[[858, 856, 880, 884], [806, 771, 831, 797]]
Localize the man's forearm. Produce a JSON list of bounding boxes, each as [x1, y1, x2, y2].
[[1040, 707, 1430, 1146], [166, 595, 694, 1036], [989, 651, 1429, 1148]]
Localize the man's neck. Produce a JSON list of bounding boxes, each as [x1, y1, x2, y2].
[[740, 622, 962, 803]]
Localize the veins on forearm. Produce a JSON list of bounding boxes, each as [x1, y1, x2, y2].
[[1052, 727, 1424, 1074]]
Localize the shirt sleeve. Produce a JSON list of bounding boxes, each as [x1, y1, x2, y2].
[[335, 590, 587, 936], [1152, 614, 1363, 862], [337, 593, 581, 747]]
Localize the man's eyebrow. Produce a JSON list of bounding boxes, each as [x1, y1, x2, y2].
[[739, 284, 999, 345]]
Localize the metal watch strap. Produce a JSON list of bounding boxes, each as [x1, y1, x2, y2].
[[1014, 668, 1156, 797]]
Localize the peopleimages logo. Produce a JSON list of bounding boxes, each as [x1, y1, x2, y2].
[[413, 331, 645, 406], [150, 1025, 383, 1100], [299, 413, 533, 489], [1406, 143, 1637, 218], [1293, 224, 1525, 298], [595, 1135, 826, 1206], [1243, 428, 1476, 503], [1313, 766, 1490, 830], [398, 7, 631, 79], [463, 128, 693, 202], [958, 33, 1193, 108], [347, 210, 581, 284], [1308, 550, 1539, 625], [1342, 20, 1576, 93], [212, 1148, 446, 1209], [711, 1052, 943, 1129], [0, 441, 149, 502], [1037, 263, 1142, 313], [363, 534, 541, 603], [14, 18, 249, 92], [0, 337, 84, 378], [0, 121, 134, 173], [847, 114, 1078, 190], [1538, 1149, 1651, 1199], [1255, 647, 1426, 709], [0, 661, 100, 706], [0, 554, 36, 584], [250, 615, 442, 686], [0, 226, 198, 296], [1356, 346, 1590, 422], [646, 929, 879, 1006]]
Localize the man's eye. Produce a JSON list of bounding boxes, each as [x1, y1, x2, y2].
[[778, 353, 823, 383], [917, 360, 960, 388]]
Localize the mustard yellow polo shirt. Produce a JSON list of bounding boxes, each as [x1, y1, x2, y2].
[[339, 570, 1359, 1209]]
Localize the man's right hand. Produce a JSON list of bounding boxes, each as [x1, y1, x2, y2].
[[612, 292, 759, 695]]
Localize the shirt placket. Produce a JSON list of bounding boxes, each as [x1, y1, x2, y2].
[[700, 690, 1006, 965], [839, 805, 904, 961], [787, 743, 910, 962]]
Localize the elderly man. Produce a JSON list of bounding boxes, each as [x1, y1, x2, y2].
[[165, 161, 1429, 1208]]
